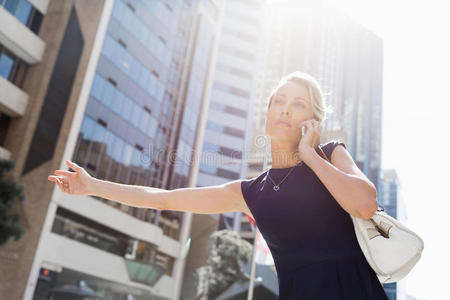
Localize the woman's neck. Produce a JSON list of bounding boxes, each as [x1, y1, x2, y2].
[[270, 141, 302, 168]]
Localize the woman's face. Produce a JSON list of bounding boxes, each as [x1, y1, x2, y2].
[[265, 81, 316, 143]]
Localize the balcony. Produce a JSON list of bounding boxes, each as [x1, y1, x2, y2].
[[0, 76, 28, 116], [0, 145, 11, 159], [0, 5, 45, 64], [42, 232, 174, 299], [55, 191, 181, 258]]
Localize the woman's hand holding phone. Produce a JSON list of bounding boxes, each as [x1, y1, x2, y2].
[[298, 119, 322, 161]]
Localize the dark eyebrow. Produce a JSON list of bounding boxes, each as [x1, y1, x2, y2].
[[276, 93, 308, 102]]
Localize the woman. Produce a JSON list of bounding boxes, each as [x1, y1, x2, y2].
[[48, 71, 388, 299]]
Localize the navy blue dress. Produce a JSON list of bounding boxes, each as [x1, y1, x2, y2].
[[241, 140, 388, 299]]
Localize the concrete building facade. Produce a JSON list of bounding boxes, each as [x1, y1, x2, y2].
[[0, 0, 108, 299], [0, 0, 224, 299]]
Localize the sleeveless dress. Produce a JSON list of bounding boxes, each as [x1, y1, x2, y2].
[[241, 140, 389, 299]]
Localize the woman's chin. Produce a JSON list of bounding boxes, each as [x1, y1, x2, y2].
[[269, 133, 296, 142]]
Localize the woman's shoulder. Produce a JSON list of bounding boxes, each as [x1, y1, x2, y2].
[[241, 170, 268, 186], [240, 171, 268, 202]]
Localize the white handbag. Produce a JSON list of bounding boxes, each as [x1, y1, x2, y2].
[[316, 145, 425, 284], [349, 206, 424, 283]]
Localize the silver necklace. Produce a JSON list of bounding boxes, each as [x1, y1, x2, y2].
[[267, 161, 303, 191]]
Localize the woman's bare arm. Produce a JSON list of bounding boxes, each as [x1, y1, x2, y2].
[[88, 178, 246, 215], [48, 160, 253, 218], [161, 180, 251, 215], [88, 178, 167, 210]]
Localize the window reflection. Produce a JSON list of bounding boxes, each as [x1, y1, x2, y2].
[[111, 0, 173, 68], [90, 72, 157, 138], [51, 206, 175, 276], [72, 115, 182, 240], [122, 96, 133, 120], [131, 103, 141, 127], [199, 163, 218, 174], [0, 51, 14, 79], [1, 0, 43, 34], [158, 211, 181, 240], [68, 0, 195, 241], [52, 207, 128, 256], [0, 44, 28, 87], [96, 130, 113, 180], [15, 0, 31, 24]]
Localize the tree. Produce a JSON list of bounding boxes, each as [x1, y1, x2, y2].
[[0, 158, 25, 247], [195, 229, 253, 300]]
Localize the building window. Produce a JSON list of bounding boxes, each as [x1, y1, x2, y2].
[[199, 163, 240, 179], [0, 44, 28, 87], [206, 120, 245, 138], [209, 101, 247, 118], [213, 81, 251, 99], [219, 46, 255, 63], [199, 162, 218, 174], [51, 206, 175, 276], [1, 0, 43, 35], [0, 113, 11, 146], [0, 48, 14, 79], [52, 206, 129, 256], [33, 267, 159, 299], [157, 210, 181, 241]]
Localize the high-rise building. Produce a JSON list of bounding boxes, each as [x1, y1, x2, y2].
[[233, 0, 384, 297], [0, 0, 386, 299], [179, 0, 266, 298], [380, 169, 408, 300], [0, 0, 224, 299], [254, 0, 383, 190], [0, 0, 45, 161], [0, 1, 97, 299]]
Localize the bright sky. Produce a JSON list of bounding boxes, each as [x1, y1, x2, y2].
[[330, 0, 450, 299]]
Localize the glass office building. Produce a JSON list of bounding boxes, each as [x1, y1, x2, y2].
[[208, 0, 265, 234], [245, 2, 385, 297], [380, 169, 408, 300], [72, 0, 180, 236], [26, 0, 223, 299], [179, 0, 265, 298], [257, 2, 383, 191]]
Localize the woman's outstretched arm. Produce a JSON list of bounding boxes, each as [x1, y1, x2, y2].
[[48, 160, 249, 216], [89, 176, 245, 214]]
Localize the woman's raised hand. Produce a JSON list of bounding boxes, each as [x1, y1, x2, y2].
[[48, 160, 93, 195], [298, 119, 322, 159]]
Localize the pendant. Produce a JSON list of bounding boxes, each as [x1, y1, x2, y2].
[[273, 185, 280, 191]]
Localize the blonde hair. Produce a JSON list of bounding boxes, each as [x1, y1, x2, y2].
[[267, 71, 333, 123]]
